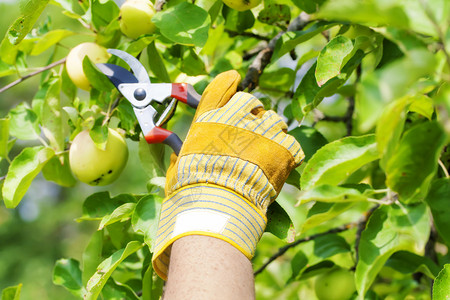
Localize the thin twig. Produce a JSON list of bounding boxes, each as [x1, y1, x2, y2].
[[345, 96, 355, 136], [254, 222, 353, 276], [419, 0, 450, 71], [343, 65, 361, 136], [155, 0, 167, 11], [78, 18, 95, 33], [225, 29, 271, 41], [0, 58, 66, 94], [0, 175, 5, 181], [438, 159, 449, 178], [243, 43, 269, 61], [240, 12, 312, 92], [102, 96, 122, 126], [243, 43, 269, 60]]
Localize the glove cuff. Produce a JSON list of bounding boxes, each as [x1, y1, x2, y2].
[[152, 184, 267, 280]]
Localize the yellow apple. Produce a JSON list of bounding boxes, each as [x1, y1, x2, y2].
[[315, 268, 356, 300], [66, 42, 110, 91], [222, 0, 261, 11], [119, 0, 156, 39], [69, 128, 128, 186]]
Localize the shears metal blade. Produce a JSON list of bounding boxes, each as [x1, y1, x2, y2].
[[97, 49, 201, 155]]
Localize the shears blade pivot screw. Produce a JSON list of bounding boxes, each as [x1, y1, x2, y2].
[[134, 88, 146, 101]]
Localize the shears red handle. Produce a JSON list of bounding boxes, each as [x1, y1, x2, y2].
[[145, 83, 200, 155]]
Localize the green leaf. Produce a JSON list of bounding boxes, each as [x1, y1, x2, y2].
[[315, 36, 354, 86], [180, 48, 207, 76], [85, 241, 144, 300], [433, 264, 450, 300], [286, 169, 301, 190], [265, 201, 296, 243], [61, 66, 77, 100], [131, 194, 162, 249], [102, 279, 139, 300], [409, 95, 434, 120], [301, 134, 378, 191], [257, 4, 290, 28], [31, 77, 49, 121], [121, 36, 157, 57], [288, 125, 328, 163], [53, 258, 85, 297], [50, 0, 81, 15], [302, 202, 355, 231], [99, 202, 136, 230], [78, 192, 136, 221], [0, 59, 16, 77], [386, 121, 446, 204], [82, 230, 104, 286], [146, 42, 170, 82], [355, 203, 430, 298], [291, 0, 325, 13], [396, 0, 442, 37], [5, 0, 50, 45], [0, 118, 10, 159], [290, 234, 351, 281], [96, 17, 121, 48], [62, 106, 78, 127], [90, 0, 119, 30], [272, 21, 336, 61], [259, 67, 296, 93], [205, 0, 222, 23], [298, 184, 370, 203], [41, 76, 65, 152], [89, 120, 109, 151], [294, 50, 364, 117], [1, 284, 22, 300], [386, 251, 441, 279], [356, 49, 436, 132], [434, 82, 450, 135], [223, 6, 255, 33], [425, 178, 450, 247], [0, 38, 19, 66], [142, 260, 153, 300], [30, 29, 75, 56], [8, 103, 41, 140], [141, 253, 164, 300], [114, 100, 136, 132], [138, 135, 165, 178], [376, 97, 410, 170], [2, 146, 54, 208], [83, 56, 115, 92], [152, 2, 210, 47], [318, 0, 409, 30], [42, 153, 77, 187]]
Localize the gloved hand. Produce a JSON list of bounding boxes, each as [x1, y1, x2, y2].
[[152, 70, 304, 279]]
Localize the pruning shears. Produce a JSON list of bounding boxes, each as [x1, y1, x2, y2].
[[96, 49, 201, 155]]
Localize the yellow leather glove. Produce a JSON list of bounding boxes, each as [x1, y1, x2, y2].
[[152, 70, 304, 279]]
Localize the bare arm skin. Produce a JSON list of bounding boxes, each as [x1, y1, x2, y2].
[[163, 235, 255, 300]]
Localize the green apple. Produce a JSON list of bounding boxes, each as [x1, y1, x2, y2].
[[119, 0, 156, 39], [69, 129, 128, 186], [222, 0, 261, 11], [66, 42, 110, 91], [315, 268, 356, 300]]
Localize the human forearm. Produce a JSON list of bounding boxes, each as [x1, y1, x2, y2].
[[164, 235, 255, 300]]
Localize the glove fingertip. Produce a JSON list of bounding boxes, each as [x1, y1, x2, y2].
[[194, 70, 241, 120]]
